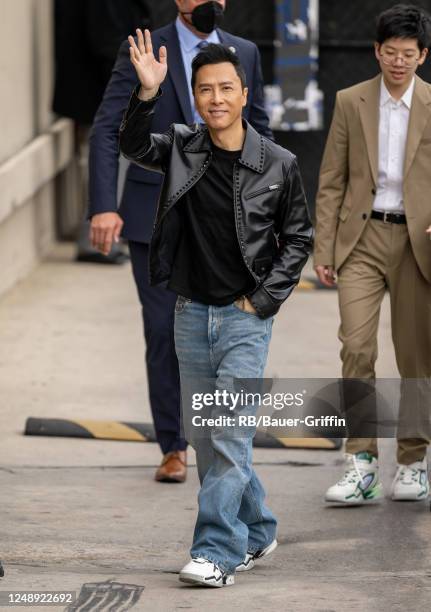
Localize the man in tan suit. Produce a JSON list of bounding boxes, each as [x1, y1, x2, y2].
[[315, 4, 431, 504]]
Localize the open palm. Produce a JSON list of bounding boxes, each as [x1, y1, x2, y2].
[[128, 29, 168, 94]]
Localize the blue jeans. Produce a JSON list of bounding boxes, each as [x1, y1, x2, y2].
[[174, 298, 277, 574]]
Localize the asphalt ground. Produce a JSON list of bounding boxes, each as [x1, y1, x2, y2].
[[0, 243, 429, 611]]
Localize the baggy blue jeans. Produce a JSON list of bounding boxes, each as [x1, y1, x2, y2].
[[174, 297, 277, 574]]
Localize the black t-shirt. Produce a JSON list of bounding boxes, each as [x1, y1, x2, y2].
[[168, 143, 255, 305]]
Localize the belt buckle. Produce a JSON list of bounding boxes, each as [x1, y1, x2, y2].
[[383, 211, 391, 224]]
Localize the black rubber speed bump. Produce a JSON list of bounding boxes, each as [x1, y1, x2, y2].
[[25, 418, 156, 442], [25, 418, 341, 449]]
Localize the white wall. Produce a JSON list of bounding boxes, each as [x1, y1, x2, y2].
[[0, 0, 73, 296], [0, 0, 35, 163]]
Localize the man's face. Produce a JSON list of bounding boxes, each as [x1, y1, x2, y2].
[[375, 37, 428, 88], [175, 0, 226, 15], [194, 62, 248, 131]]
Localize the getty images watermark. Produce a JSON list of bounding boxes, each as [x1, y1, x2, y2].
[[180, 378, 431, 440], [190, 389, 345, 429]]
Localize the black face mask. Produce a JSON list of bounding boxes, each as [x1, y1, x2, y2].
[[182, 1, 224, 34]]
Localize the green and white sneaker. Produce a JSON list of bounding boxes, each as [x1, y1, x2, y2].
[[391, 457, 430, 501], [325, 452, 383, 505]]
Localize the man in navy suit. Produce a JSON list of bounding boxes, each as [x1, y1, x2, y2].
[[88, 0, 272, 483]]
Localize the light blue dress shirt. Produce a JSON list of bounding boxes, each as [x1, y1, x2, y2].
[[175, 16, 220, 123]]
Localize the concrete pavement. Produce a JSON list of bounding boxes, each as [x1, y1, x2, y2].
[[0, 243, 429, 611]]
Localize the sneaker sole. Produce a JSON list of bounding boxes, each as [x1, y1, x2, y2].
[[255, 539, 278, 559], [325, 497, 382, 507], [391, 491, 430, 502], [325, 484, 384, 506], [236, 539, 277, 572], [179, 573, 235, 587]]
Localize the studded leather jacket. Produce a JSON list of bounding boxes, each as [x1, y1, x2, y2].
[[119, 88, 313, 318]]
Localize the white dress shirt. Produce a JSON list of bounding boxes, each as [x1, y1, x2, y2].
[[373, 76, 415, 213], [175, 17, 220, 124]]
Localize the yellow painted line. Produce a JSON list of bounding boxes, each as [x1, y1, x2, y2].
[[298, 279, 316, 291], [74, 420, 148, 442], [276, 437, 336, 449]]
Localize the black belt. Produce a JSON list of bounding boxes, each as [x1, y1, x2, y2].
[[370, 210, 407, 224]]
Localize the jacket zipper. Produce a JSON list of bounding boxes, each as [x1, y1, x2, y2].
[[244, 183, 282, 200]]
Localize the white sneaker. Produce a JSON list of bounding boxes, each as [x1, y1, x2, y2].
[[391, 457, 430, 501], [236, 539, 278, 572], [325, 452, 383, 505], [179, 558, 234, 587]]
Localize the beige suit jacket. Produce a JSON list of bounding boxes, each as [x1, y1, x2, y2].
[[314, 74, 431, 283]]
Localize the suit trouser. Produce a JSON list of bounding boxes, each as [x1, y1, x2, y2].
[[337, 218, 431, 465], [128, 241, 187, 454]]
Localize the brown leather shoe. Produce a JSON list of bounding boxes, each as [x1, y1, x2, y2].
[[155, 450, 187, 483]]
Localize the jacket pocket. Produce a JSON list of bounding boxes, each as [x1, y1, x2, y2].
[[253, 256, 272, 275], [245, 183, 283, 200]]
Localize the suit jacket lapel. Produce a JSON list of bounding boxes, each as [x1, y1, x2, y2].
[[358, 75, 381, 186], [404, 76, 431, 178], [160, 24, 194, 124], [217, 29, 235, 51]]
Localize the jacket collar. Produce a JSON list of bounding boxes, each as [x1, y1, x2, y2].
[[380, 74, 415, 109], [358, 75, 381, 186], [216, 29, 238, 55], [404, 75, 431, 178], [183, 121, 266, 173]]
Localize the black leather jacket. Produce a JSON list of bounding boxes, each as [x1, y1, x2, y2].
[[119, 89, 313, 318]]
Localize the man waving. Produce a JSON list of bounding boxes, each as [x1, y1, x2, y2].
[[119, 29, 312, 587]]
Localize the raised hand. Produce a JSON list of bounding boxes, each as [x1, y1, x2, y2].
[[128, 29, 168, 100]]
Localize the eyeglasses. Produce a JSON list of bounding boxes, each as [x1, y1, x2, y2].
[[379, 51, 420, 69]]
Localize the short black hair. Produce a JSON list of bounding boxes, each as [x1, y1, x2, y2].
[[376, 4, 431, 52], [191, 43, 247, 91]]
